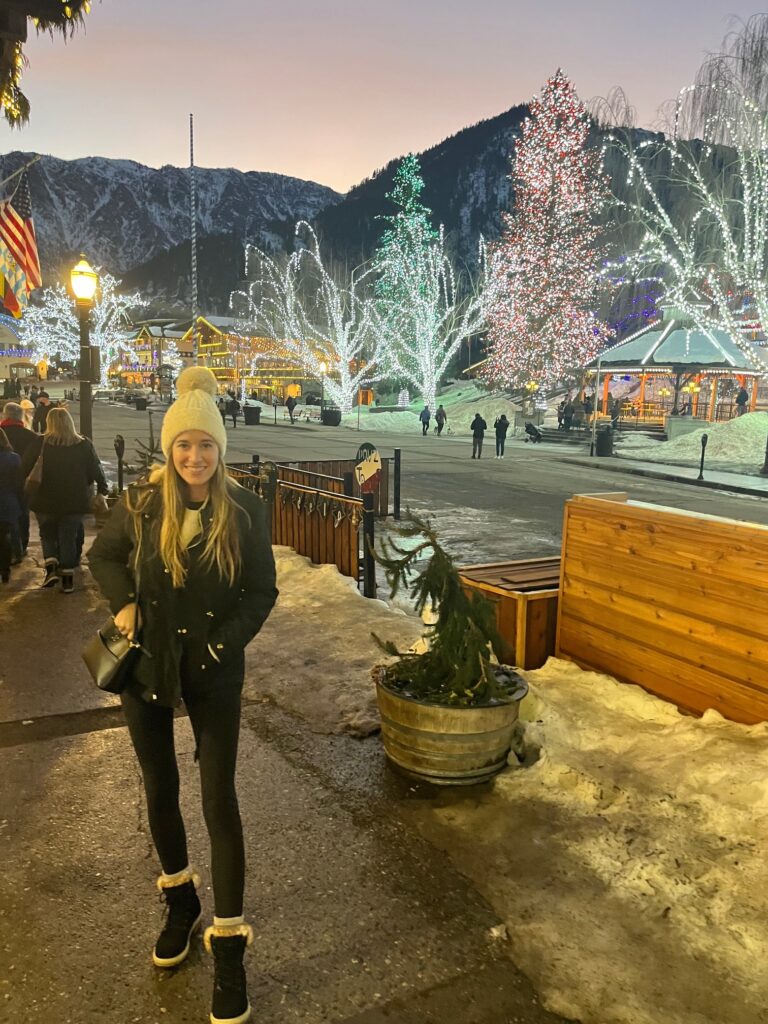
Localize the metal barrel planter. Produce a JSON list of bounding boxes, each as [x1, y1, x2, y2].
[[375, 674, 528, 786]]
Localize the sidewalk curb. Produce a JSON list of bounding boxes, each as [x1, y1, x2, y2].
[[549, 455, 768, 498]]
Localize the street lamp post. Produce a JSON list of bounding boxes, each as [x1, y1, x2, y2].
[[70, 256, 99, 439]]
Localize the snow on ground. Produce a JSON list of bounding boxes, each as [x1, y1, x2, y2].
[[339, 381, 527, 437], [411, 659, 768, 1024], [243, 546, 422, 736], [255, 549, 768, 1023], [618, 412, 768, 470]]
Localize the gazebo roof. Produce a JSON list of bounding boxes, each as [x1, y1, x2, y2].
[[590, 319, 763, 375]]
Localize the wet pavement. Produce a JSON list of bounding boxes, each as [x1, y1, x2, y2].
[[1, 565, 570, 1023]]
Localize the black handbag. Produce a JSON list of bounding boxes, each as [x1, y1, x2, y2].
[[82, 573, 148, 693]]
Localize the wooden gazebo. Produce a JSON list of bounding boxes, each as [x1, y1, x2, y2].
[[587, 314, 765, 423]]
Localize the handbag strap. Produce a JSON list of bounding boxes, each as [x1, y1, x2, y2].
[[130, 518, 142, 646]]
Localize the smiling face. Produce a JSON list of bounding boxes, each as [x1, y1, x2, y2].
[[171, 430, 219, 499]]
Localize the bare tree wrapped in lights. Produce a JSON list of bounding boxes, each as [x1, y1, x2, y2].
[[231, 222, 382, 413], [375, 221, 487, 412], [483, 70, 613, 391], [602, 16, 768, 371], [20, 272, 145, 383]]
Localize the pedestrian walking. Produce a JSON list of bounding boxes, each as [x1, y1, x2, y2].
[[0, 402, 40, 557], [285, 395, 297, 424], [470, 413, 487, 459], [29, 384, 39, 405], [29, 407, 108, 593], [494, 414, 510, 458], [562, 399, 574, 432], [227, 396, 241, 429], [0, 428, 23, 584], [217, 396, 226, 425], [419, 405, 431, 436], [13, 378, 21, 399], [87, 366, 278, 1024], [32, 391, 53, 433], [557, 400, 565, 430], [736, 386, 749, 416], [435, 405, 447, 436]]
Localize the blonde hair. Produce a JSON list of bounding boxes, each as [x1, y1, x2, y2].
[[127, 461, 245, 588], [44, 407, 82, 446]]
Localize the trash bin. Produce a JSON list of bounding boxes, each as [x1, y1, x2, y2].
[[243, 405, 261, 426], [595, 424, 613, 457], [135, 397, 148, 411], [321, 405, 342, 427]]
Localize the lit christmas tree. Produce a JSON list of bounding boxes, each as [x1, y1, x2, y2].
[[374, 154, 486, 410], [484, 70, 613, 390], [373, 154, 438, 304]]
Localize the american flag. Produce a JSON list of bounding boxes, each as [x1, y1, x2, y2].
[[0, 170, 42, 293]]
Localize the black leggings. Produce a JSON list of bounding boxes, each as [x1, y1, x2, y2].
[[121, 677, 244, 917]]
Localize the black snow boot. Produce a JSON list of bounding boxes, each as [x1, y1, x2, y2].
[[60, 570, 74, 594], [153, 872, 203, 968], [205, 924, 253, 1024]]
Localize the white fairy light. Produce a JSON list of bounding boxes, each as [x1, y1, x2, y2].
[[231, 222, 382, 413], [19, 273, 146, 384]]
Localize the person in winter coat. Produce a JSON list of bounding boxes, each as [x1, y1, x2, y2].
[[32, 391, 53, 433], [29, 384, 39, 405], [736, 386, 750, 416], [562, 399, 575, 432], [217, 395, 226, 425], [0, 402, 39, 556], [494, 414, 510, 458], [557, 400, 565, 430], [419, 405, 431, 436], [88, 367, 278, 1024], [470, 413, 487, 459], [29, 407, 108, 593], [435, 405, 447, 436], [285, 395, 297, 424], [226, 395, 241, 429], [0, 428, 23, 583]]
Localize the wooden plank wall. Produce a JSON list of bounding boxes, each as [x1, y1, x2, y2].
[[557, 494, 768, 724], [276, 466, 346, 495], [273, 482, 362, 582]]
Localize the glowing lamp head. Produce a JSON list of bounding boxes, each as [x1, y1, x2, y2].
[[70, 256, 98, 304], [319, 360, 327, 375]]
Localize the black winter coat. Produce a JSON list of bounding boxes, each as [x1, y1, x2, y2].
[[28, 439, 107, 514], [87, 483, 278, 707], [0, 420, 40, 466], [471, 416, 487, 437]]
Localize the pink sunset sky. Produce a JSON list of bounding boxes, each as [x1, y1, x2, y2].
[[0, 1, 761, 192]]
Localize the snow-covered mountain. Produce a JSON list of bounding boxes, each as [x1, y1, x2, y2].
[[0, 152, 342, 279]]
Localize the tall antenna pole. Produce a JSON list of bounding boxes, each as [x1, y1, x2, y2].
[[189, 113, 199, 361]]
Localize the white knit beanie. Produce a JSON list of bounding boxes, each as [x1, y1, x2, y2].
[[160, 367, 227, 458]]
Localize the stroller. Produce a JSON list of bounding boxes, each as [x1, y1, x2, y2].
[[524, 421, 543, 444]]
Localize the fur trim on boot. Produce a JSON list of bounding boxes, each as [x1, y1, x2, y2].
[[153, 869, 203, 968]]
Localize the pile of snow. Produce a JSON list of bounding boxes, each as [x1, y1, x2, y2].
[[427, 658, 768, 1024], [244, 546, 422, 736], [620, 411, 768, 468]]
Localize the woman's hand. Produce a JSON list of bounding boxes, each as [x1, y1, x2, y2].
[[115, 602, 142, 641]]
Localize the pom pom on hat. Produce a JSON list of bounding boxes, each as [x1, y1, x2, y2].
[[160, 366, 227, 458], [176, 366, 218, 397]]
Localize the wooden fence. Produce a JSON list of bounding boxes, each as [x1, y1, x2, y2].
[[227, 464, 376, 597], [557, 493, 768, 724]]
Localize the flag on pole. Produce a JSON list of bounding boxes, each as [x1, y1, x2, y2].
[[0, 240, 23, 318], [0, 170, 42, 293]]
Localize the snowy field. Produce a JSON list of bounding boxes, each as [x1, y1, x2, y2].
[[253, 549, 768, 1024], [618, 411, 768, 473]]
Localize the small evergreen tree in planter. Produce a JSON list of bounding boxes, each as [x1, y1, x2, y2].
[[373, 512, 528, 784]]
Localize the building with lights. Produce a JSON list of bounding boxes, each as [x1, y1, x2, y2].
[[0, 318, 35, 380]]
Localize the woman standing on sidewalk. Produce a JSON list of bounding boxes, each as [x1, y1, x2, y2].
[[28, 407, 108, 593], [88, 367, 278, 1024]]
